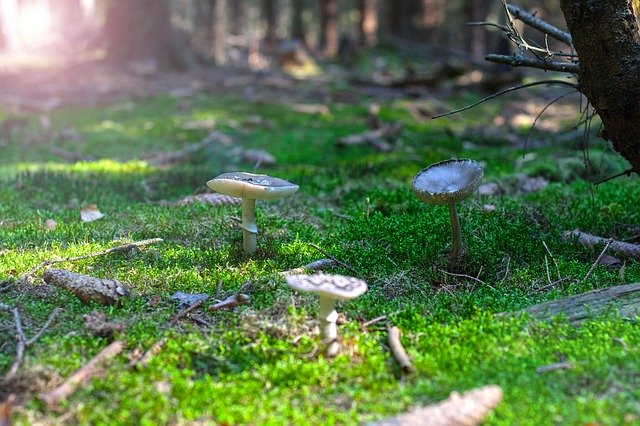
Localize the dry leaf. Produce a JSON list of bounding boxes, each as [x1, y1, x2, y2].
[[80, 205, 105, 223], [44, 219, 57, 230]]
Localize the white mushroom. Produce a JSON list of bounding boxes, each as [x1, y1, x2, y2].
[[207, 172, 299, 254], [285, 273, 368, 357], [412, 159, 484, 267]]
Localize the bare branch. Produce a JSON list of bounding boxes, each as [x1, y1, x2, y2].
[[506, 4, 573, 46], [431, 80, 578, 119], [485, 54, 579, 73], [388, 326, 414, 373], [565, 229, 640, 260]]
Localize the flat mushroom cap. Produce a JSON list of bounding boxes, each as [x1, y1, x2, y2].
[[285, 273, 368, 300], [207, 172, 299, 200], [412, 159, 484, 205]]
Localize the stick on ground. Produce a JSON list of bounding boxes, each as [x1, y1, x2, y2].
[[41, 340, 125, 408], [565, 229, 640, 260], [388, 326, 414, 373]]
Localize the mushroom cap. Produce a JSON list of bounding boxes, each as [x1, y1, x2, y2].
[[206, 172, 299, 200], [412, 159, 484, 205], [285, 273, 368, 300]]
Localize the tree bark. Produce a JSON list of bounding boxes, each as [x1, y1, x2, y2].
[[103, 0, 190, 68], [213, 0, 227, 65], [262, 0, 278, 50], [291, 0, 306, 44], [229, 0, 243, 36], [558, 0, 640, 173], [358, 0, 377, 47], [320, 0, 338, 57]]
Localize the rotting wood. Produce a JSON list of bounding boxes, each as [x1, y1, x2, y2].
[[370, 385, 503, 426], [43, 268, 130, 306], [564, 229, 640, 260], [19, 238, 163, 283], [513, 283, 640, 324], [387, 326, 414, 373], [41, 340, 125, 408]]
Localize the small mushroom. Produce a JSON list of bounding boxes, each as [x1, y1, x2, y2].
[[285, 273, 367, 357], [412, 159, 484, 267], [207, 172, 299, 254]]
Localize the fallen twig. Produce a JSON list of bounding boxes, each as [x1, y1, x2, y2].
[[145, 131, 232, 166], [437, 269, 495, 291], [130, 339, 167, 369], [582, 239, 613, 282], [208, 293, 251, 311], [564, 229, 640, 260], [1, 305, 61, 378], [307, 243, 362, 278], [388, 326, 414, 373], [280, 258, 339, 276], [361, 315, 388, 329], [372, 385, 503, 426], [41, 340, 125, 407], [19, 238, 163, 283], [170, 298, 208, 324], [536, 361, 573, 374]]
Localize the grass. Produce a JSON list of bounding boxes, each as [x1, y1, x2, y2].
[[1, 79, 640, 425]]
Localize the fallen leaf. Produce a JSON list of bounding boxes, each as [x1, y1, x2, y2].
[[80, 205, 105, 223], [44, 219, 57, 230]]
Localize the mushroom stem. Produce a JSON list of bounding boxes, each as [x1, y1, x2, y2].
[[318, 295, 339, 356], [241, 198, 258, 254], [448, 203, 462, 267]]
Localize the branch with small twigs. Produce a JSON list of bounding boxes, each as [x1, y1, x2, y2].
[[505, 4, 573, 46], [41, 340, 125, 407], [484, 54, 579, 73], [19, 238, 163, 283], [0, 305, 61, 378]]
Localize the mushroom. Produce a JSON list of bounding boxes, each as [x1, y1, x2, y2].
[[285, 273, 368, 356], [207, 172, 299, 254], [412, 159, 484, 267]]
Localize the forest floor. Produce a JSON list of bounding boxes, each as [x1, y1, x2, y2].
[[1, 49, 639, 425]]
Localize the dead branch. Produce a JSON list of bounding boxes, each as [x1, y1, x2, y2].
[[514, 283, 640, 324], [208, 293, 251, 311], [564, 229, 640, 260], [280, 258, 339, 276], [1, 306, 61, 378], [41, 340, 125, 408], [582, 239, 613, 282], [19, 238, 163, 282], [485, 54, 579, 73], [170, 296, 208, 324], [387, 326, 414, 373], [130, 338, 166, 369], [43, 268, 130, 306], [336, 122, 403, 152], [145, 131, 232, 166], [372, 385, 503, 426], [506, 4, 573, 46]]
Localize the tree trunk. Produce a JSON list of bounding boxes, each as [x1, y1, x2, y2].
[[291, 0, 306, 44], [262, 0, 278, 50], [229, 0, 243, 36], [558, 0, 640, 174], [213, 0, 227, 65], [465, 0, 491, 62], [320, 0, 338, 57], [357, 0, 377, 47], [103, 0, 189, 68], [50, 0, 83, 39]]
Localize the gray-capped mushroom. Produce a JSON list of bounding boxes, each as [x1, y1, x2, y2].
[[285, 273, 367, 356], [412, 159, 484, 267], [207, 172, 299, 254]]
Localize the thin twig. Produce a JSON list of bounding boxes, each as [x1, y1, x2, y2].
[[27, 308, 61, 346], [582, 239, 612, 283], [19, 238, 163, 282], [41, 340, 125, 407], [208, 293, 251, 311], [130, 338, 166, 369], [361, 315, 388, 329], [307, 243, 362, 278], [536, 361, 573, 374], [437, 269, 495, 290], [170, 298, 208, 324], [431, 80, 578, 119], [533, 276, 574, 293], [280, 258, 339, 276], [542, 241, 561, 280], [388, 326, 414, 373]]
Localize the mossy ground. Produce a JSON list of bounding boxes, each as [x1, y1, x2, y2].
[[1, 76, 639, 425]]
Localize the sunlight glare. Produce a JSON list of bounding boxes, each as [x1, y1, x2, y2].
[[18, 0, 52, 47]]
